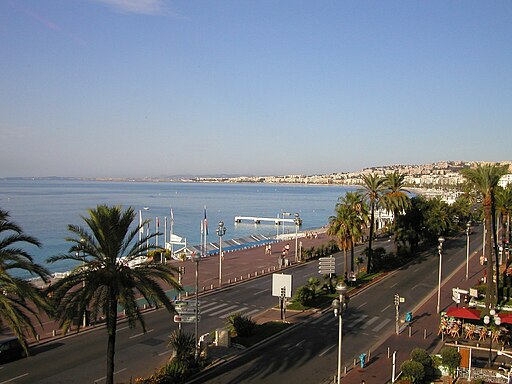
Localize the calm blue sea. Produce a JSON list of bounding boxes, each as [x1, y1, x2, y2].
[[0, 179, 356, 277]]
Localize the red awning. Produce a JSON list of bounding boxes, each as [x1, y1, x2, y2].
[[498, 313, 512, 324], [445, 307, 482, 320]]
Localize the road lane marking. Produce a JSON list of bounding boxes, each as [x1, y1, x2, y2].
[[243, 308, 261, 317], [319, 344, 335, 357], [381, 304, 391, 312], [345, 314, 368, 329], [129, 329, 154, 339], [117, 326, 129, 332], [207, 305, 239, 317], [390, 283, 398, 288], [0, 373, 29, 384], [357, 302, 367, 309], [201, 303, 228, 314], [253, 289, 269, 295], [289, 339, 306, 350], [158, 349, 172, 356], [372, 318, 391, 332], [361, 316, 379, 329], [94, 368, 127, 383], [219, 307, 249, 319]]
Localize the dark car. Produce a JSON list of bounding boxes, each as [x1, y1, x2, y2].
[[0, 337, 26, 363]]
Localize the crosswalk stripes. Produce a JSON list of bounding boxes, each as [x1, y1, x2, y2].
[[197, 301, 261, 319], [372, 318, 391, 332], [360, 316, 379, 329], [345, 314, 368, 329], [219, 307, 249, 319], [309, 313, 393, 334], [208, 305, 239, 317]]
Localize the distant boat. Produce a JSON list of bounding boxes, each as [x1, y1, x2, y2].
[[143, 207, 149, 210]]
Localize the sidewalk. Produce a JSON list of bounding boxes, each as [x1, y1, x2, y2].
[[338, 241, 485, 384]]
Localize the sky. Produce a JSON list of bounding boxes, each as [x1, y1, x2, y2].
[[1, 1, 511, 178]]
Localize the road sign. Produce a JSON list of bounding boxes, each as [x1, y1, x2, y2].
[[452, 288, 468, 304], [175, 300, 200, 315], [272, 273, 292, 298], [174, 314, 200, 323], [318, 256, 336, 275]]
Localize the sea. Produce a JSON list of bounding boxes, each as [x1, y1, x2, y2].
[[0, 178, 357, 278]]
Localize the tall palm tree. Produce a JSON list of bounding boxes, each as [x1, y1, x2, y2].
[[496, 185, 512, 253], [328, 192, 367, 277], [47, 205, 182, 384], [462, 164, 508, 310], [0, 209, 50, 355], [328, 198, 351, 279], [361, 173, 386, 273], [382, 171, 411, 252]]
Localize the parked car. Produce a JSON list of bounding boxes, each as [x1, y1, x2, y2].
[[0, 337, 26, 363]]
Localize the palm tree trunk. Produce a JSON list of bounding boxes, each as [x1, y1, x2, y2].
[[106, 293, 118, 384], [367, 202, 375, 273], [492, 198, 501, 303], [484, 203, 496, 312]]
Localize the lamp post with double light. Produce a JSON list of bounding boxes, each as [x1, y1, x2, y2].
[[294, 213, 300, 262], [332, 281, 348, 384], [436, 236, 445, 313], [216, 221, 226, 287], [192, 251, 200, 361], [484, 309, 501, 367], [466, 222, 471, 280]]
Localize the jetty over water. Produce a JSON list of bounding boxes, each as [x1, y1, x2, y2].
[[234, 216, 301, 225]]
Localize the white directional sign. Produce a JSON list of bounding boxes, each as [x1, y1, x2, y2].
[[175, 300, 200, 315], [174, 314, 200, 323], [318, 256, 336, 275]]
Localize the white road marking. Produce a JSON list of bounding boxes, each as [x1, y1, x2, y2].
[[219, 307, 249, 319], [0, 373, 29, 384], [373, 318, 391, 332], [129, 329, 154, 339], [319, 344, 336, 357], [207, 305, 239, 317], [94, 368, 127, 383]]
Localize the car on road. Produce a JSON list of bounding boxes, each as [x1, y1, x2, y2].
[[0, 337, 26, 363]]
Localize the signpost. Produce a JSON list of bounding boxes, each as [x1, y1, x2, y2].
[[272, 274, 292, 321], [452, 288, 469, 305], [318, 256, 336, 276], [174, 300, 200, 323]]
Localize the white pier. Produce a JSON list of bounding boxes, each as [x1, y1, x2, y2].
[[234, 216, 300, 225]]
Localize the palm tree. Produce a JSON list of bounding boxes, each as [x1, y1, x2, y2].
[[328, 192, 367, 277], [382, 171, 411, 252], [47, 205, 182, 384], [328, 198, 351, 279], [462, 164, 508, 310], [361, 173, 386, 273], [496, 185, 512, 253], [0, 209, 50, 355]]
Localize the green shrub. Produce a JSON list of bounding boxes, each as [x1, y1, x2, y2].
[[400, 360, 425, 383], [227, 313, 256, 338], [410, 348, 432, 367], [440, 347, 461, 378], [295, 286, 315, 306], [168, 330, 195, 362]]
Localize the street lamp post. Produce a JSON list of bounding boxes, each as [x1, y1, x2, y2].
[[466, 222, 471, 280], [192, 251, 200, 361], [484, 309, 501, 367], [332, 281, 348, 384], [294, 213, 300, 262], [216, 221, 226, 287], [79, 238, 87, 328], [436, 236, 445, 314]]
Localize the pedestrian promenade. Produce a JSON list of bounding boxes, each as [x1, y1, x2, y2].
[[337, 244, 485, 384]]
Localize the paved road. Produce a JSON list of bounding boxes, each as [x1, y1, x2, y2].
[[195, 226, 484, 384]]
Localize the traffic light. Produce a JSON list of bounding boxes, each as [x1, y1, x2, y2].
[[280, 287, 286, 298], [394, 294, 400, 306]]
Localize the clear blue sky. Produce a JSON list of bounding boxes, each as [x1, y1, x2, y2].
[[1, 1, 511, 178]]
